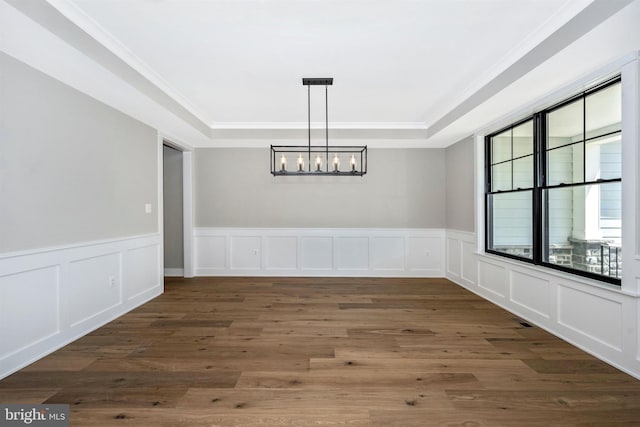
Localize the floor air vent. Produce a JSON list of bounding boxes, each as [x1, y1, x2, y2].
[[512, 317, 533, 328]]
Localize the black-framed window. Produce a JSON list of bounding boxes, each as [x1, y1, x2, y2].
[[486, 119, 535, 260], [486, 77, 622, 284]]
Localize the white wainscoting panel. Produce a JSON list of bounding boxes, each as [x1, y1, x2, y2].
[[406, 236, 442, 272], [478, 260, 507, 298], [0, 234, 162, 380], [301, 237, 333, 271], [443, 230, 476, 288], [67, 252, 121, 327], [510, 270, 551, 320], [445, 229, 640, 379], [194, 228, 445, 277], [266, 236, 297, 271], [372, 237, 404, 271], [125, 244, 161, 301], [447, 237, 461, 277], [195, 235, 226, 271], [0, 266, 60, 361], [461, 240, 477, 284], [230, 236, 261, 271], [335, 237, 369, 271], [558, 284, 623, 351]]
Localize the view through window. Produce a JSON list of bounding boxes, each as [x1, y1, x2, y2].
[[486, 78, 621, 284]]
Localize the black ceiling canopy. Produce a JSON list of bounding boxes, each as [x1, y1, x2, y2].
[[302, 78, 333, 86]]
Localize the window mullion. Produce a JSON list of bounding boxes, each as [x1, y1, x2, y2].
[[485, 136, 492, 253], [533, 113, 544, 264], [583, 95, 587, 183], [510, 129, 514, 191]]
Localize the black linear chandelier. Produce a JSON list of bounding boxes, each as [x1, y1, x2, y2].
[[270, 78, 367, 176]]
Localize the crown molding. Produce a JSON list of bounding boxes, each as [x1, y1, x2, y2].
[[9, 0, 631, 150], [46, 0, 213, 126], [209, 121, 428, 131], [425, 0, 634, 139], [423, 0, 594, 127]]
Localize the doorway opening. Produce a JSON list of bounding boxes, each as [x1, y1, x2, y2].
[[163, 144, 184, 276]]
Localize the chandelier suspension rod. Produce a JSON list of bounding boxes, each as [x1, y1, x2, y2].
[[325, 84, 329, 172], [308, 84, 311, 172]]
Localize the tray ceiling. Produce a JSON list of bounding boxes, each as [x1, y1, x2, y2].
[[2, 0, 639, 147]]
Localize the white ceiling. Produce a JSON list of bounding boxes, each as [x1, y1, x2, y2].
[[2, 0, 639, 148], [64, 0, 585, 125]]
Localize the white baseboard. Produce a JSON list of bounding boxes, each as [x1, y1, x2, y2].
[[193, 227, 446, 277], [0, 234, 163, 379], [164, 268, 184, 277]]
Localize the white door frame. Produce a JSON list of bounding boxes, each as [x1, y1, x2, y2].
[[182, 151, 194, 277], [159, 134, 194, 278]]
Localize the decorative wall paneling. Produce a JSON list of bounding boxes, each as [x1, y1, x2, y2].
[[445, 229, 640, 380], [194, 228, 445, 277], [0, 234, 162, 379]]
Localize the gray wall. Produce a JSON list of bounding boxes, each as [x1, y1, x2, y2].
[[163, 145, 184, 269], [445, 136, 475, 232], [0, 52, 158, 253], [195, 148, 446, 228]]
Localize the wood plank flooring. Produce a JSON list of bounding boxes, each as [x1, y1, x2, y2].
[[2, 276, 640, 426]]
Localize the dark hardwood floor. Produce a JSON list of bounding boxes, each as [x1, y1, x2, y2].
[[2, 276, 640, 426]]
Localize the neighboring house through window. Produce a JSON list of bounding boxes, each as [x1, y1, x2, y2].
[[486, 77, 622, 284]]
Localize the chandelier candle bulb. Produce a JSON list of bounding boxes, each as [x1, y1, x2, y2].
[[297, 154, 304, 172], [350, 154, 356, 172], [333, 154, 339, 172], [316, 155, 322, 172], [280, 154, 286, 172]]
